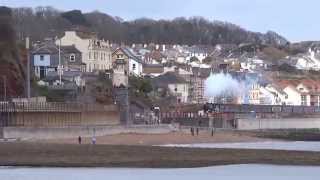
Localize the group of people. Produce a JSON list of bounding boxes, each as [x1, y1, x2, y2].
[[190, 127, 200, 136], [190, 127, 215, 136], [77, 136, 96, 145]]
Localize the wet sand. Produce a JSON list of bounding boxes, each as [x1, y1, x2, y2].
[[43, 131, 266, 145]]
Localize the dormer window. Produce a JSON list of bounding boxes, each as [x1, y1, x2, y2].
[[70, 54, 76, 62]]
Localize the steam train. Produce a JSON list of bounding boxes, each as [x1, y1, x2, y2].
[[203, 103, 320, 114]]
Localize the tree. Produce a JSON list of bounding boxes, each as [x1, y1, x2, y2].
[[129, 76, 153, 97], [10, 7, 289, 46]]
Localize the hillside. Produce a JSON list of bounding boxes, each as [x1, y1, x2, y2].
[[11, 7, 289, 47], [0, 6, 25, 99]]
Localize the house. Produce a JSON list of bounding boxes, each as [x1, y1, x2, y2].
[[113, 47, 144, 76], [111, 47, 144, 87], [186, 46, 210, 63], [283, 85, 307, 106], [152, 72, 189, 104], [143, 64, 164, 77], [57, 31, 112, 72], [144, 50, 166, 64], [277, 80, 320, 106], [32, 40, 84, 79], [248, 83, 261, 105], [265, 84, 288, 105]]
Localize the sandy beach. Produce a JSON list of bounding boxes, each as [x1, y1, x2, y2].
[[42, 131, 265, 145]]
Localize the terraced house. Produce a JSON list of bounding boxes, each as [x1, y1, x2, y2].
[[57, 31, 112, 72]]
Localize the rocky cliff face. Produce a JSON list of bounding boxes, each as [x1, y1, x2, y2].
[[0, 7, 25, 100]]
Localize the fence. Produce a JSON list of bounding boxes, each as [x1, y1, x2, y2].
[[0, 102, 119, 127], [160, 111, 238, 129]]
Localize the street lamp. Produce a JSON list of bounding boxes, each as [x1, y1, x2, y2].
[[26, 37, 31, 99], [2, 75, 6, 102], [58, 38, 62, 85]]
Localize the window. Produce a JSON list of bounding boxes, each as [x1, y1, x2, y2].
[[301, 95, 307, 106], [89, 52, 92, 59], [40, 55, 44, 61], [70, 54, 76, 62]]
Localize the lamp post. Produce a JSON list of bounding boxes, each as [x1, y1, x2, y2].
[[2, 75, 6, 101], [58, 38, 62, 85], [26, 37, 31, 99]]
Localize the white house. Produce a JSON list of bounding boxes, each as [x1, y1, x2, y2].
[[186, 49, 209, 63], [265, 84, 288, 105], [57, 31, 112, 72], [112, 47, 144, 87], [283, 86, 304, 106], [152, 72, 189, 104]]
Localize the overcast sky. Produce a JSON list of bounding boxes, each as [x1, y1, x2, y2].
[[3, 0, 319, 42]]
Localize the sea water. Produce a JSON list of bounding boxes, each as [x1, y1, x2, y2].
[[0, 165, 319, 180]]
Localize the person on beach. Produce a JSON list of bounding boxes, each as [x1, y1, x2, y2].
[[78, 136, 82, 144], [92, 137, 96, 145]]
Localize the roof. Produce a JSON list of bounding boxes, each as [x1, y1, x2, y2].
[[60, 45, 81, 54], [33, 42, 81, 55], [143, 64, 164, 74], [275, 79, 320, 95], [192, 67, 211, 78], [113, 47, 144, 64], [32, 43, 59, 54], [152, 72, 187, 87]]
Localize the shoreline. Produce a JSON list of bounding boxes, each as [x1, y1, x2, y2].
[[1, 143, 320, 168]]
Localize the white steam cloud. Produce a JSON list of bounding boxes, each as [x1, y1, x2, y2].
[[204, 72, 258, 104], [204, 73, 241, 98]]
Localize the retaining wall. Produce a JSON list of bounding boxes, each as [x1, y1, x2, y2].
[[2, 125, 175, 140], [237, 118, 320, 130]]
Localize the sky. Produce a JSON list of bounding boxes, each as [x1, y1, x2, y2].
[[2, 0, 319, 42]]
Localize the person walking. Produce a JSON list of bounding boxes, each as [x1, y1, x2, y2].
[[196, 127, 199, 136], [191, 127, 194, 136], [92, 136, 96, 145], [78, 136, 82, 144]]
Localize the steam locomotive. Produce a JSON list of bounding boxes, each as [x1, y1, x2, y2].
[[203, 103, 320, 114]]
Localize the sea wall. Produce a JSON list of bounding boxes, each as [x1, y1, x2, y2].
[[237, 118, 320, 130], [2, 125, 175, 140]]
